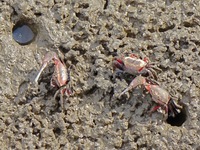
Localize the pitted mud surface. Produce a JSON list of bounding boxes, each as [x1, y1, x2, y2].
[[0, 0, 200, 149]]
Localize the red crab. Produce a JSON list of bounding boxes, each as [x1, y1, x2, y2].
[[119, 75, 182, 117], [113, 53, 161, 78], [34, 51, 72, 108]]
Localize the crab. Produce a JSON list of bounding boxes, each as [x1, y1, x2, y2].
[[34, 51, 72, 108], [119, 75, 182, 117], [113, 53, 161, 78]]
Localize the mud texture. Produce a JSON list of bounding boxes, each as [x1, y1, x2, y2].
[[0, 0, 200, 149]]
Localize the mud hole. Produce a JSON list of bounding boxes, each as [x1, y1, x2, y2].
[[0, 0, 200, 149]]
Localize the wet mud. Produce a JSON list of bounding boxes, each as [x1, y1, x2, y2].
[[0, 0, 200, 149]]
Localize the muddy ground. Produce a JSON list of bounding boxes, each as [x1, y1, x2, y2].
[[0, 0, 200, 149]]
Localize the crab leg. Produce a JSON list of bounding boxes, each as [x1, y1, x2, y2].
[[149, 65, 162, 72], [168, 99, 182, 117]]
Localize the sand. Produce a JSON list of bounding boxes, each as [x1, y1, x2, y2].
[[0, 0, 199, 149]]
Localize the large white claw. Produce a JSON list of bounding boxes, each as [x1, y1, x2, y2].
[[118, 75, 146, 98], [34, 62, 48, 83], [34, 51, 58, 83]]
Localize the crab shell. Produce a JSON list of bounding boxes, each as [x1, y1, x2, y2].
[[145, 84, 170, 110], [113, 56, 149, 75]]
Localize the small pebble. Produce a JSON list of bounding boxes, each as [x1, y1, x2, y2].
[[13, 24, 35, 45]]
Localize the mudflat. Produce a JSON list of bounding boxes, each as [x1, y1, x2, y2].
[[0, 1, 199, 149]]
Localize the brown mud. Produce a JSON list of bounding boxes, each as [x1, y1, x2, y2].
[[0, 0, 199, 149]]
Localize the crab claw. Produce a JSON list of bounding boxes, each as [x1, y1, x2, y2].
[[119, 75, 146, 98], [34, 51, 59, 83]]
